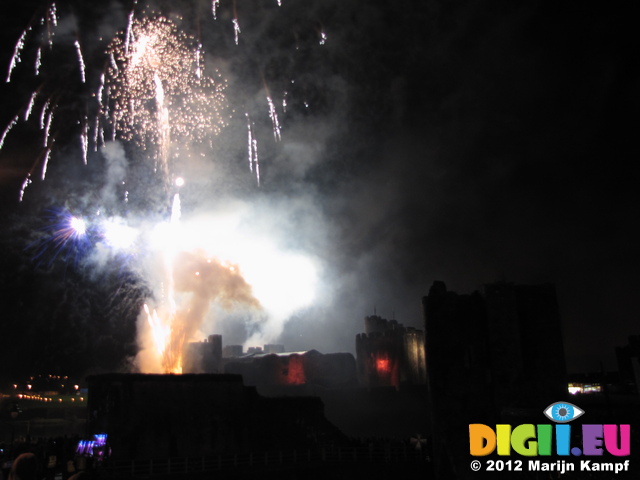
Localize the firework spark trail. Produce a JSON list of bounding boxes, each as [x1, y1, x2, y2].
[[39, 99, 51, 130], [6, 28, 30, 83], [211, 0, 220, 20], [153, 72, 170, 175], [7, 2, 59, 83], [245, 113, 261, 185], [124, 9, 135, 55], [92, 116, 100, 152], [254, 140, 260, 185], [19, 174, 32, 202], [163, 193, 181, 372], [74, 39, 86, 83], [232, 0, 241, 45], [81, 118, 88, 164], [46, 2, 58, 45], [232, 18, 241, 46], [35, 47, 42, 75], [43, 107, 55, 148], [195, 44, 202, 79], [41, 145, 53, 180], [246, 113, 253, 172], [25, 91, 38, 120], [144, 303, 173, 368], [0, 115, 19, 150], [266, 95, 282, 141]]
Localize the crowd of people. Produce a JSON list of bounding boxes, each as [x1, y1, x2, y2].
[[0, 436, 96, 480]]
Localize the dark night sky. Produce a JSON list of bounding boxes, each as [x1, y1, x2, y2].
[[0, 0, 638, 378]]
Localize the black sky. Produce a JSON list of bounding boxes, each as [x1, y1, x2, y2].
[[0, 0, 639, 378]]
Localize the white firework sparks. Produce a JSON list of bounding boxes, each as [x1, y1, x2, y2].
[[104, 14, 228, 180]]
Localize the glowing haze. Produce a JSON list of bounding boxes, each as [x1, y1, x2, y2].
[[102, 12, 319, 373], [2, 2, 326, 374], [135, 192, 319, 373]]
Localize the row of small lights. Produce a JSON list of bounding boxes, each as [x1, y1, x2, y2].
[[14, 384, 80, 391], [16, 394, 84, 402]]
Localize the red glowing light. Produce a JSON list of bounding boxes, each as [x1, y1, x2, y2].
[[287, 355, 306, 385], [376, 356, 390, 373]]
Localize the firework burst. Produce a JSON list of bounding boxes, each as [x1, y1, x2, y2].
[[102, 14, 228, 180], [2, 0, 331, 375]]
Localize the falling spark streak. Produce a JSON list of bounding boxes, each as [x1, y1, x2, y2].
[[41, 146, 52, 180], [0, 115, 19, 150], [96, 73, 105, 111], [43, 110, 54, 147], [195, 45, 202, 79], [254, 139, 260, 185], [92, 116, 100, 151], [6, 28, 30, 83], [145, 303, 172, 360], [25, 91, 38, 120], [232, 18, 241, 45], [19, 174, 32, 202], [245, 113, 260, 185], [266, 95, 282, 141], [171, 193, 181, 224], [48, 2, 58, 28], [246, 114, 253, 172], [151, 193, 182, 373], [109, 52, 118, 72], [154, 72, 170, 175], [35, 47, 42, 75], [74, 40, 86, 83], [80, 119, 88, 164], [124, 9, 135, 54], [39, 99, 51, 130], [211, 0, 220, 19]]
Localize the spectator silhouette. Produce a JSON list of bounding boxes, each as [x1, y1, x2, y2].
[[8, 453, 38, 480]]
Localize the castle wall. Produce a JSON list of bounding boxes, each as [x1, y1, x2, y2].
[[86, 373, 346, 460]]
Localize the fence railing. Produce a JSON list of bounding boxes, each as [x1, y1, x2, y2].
[[101, 444, 429, 477]]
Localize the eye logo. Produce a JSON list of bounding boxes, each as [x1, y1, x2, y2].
[[543, 402, 584, 423]]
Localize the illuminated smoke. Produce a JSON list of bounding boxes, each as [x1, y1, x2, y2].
[[138, 249, 262, 374]]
